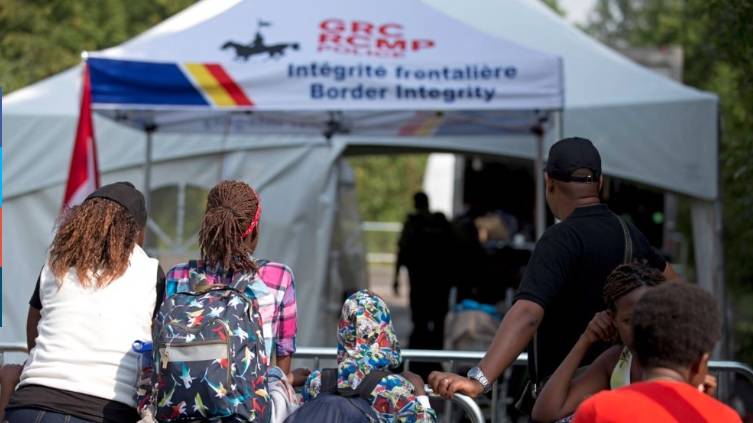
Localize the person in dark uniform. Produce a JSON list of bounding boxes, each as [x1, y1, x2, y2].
[[394, 192, 454, 377], [429, 137, 677, 406]]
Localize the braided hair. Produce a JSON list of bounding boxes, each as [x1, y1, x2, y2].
[[199, 180, 260, 274], [603, 262, 666, 311]]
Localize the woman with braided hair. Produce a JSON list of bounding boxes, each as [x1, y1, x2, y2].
[[531, 262, 667, 423], [164, 180, 307, 419]]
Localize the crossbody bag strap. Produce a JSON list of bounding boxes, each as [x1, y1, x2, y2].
[[531, 333, 540, 397], [354, 370, 391, 400], [616, 215, 634, 264], [335, 370, 390, 399], [320, 368, 339, 395]]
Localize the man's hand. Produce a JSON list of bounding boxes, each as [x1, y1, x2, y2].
[[401, 371, 426, 395], [286, 368, 311, 387], [428, 371, 483, 399], [582, 311, 615, 344], [700, 374, 717, 397]]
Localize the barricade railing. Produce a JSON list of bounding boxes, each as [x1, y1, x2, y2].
[[294, 347, 522, 423], [2, 343, 752, 423], [294, 347, 753, 423]]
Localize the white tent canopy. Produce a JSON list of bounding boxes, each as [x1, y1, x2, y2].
[[85, 0, 563, 138], [3, 0, 720, 351]]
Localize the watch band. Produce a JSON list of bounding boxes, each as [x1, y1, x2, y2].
[[468, 366, 492, 394]]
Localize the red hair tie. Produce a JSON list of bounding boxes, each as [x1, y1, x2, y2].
[[241, 189, 262, 239]]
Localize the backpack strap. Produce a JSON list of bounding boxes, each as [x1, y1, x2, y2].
[[228, 259, 265, 294], [229, 271, 254, 296], [615, 215, 634, 264], [320, 368, 339, 395]]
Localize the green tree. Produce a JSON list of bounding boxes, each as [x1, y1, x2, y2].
[[0, 0, 195, 93], [348, 155, 428, 222], [584, 0, 753, 365], [541, 0, 567, 17]]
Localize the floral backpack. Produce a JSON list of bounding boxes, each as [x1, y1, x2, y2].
[[149, 262, 270, 422]]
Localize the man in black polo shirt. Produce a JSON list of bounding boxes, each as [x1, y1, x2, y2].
[[429, 137, 676, 402]]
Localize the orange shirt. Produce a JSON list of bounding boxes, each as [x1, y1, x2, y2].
[[573, 380, 741, 423]]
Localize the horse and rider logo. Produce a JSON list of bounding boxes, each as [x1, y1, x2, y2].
[[221, 20, 299, 61]]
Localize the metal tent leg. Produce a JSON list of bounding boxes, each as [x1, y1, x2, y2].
[[534, 129, 546, 240]]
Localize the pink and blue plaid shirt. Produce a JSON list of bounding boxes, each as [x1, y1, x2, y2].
[[165, 258, 297, 358]]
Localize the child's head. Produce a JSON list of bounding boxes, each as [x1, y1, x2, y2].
[[603, 263, 666, 348], [200, 180, 261, 273], [632, 283, 720, 386], [337, 290, 401, 378]]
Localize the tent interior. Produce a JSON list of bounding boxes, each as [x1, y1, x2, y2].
[[2, 0, 723, 358]]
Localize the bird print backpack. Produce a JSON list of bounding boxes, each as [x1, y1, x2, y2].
[[151, 263, 270, 421]]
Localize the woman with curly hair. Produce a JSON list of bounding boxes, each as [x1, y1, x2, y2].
[[4, 182, 162, 423]]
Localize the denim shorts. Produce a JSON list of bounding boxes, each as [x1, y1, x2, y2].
[[4, 408, 94, 423]]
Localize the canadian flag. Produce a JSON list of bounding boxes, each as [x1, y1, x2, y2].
[[62, 64, 100, 209]]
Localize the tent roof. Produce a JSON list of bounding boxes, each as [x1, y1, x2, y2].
[[426, 0, 718, 200], [430, 0, 716, 108], [85, 0, 563, 116], [4, 0, 718, 199]]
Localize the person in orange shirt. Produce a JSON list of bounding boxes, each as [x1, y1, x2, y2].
[[573, 283, 741, 423]]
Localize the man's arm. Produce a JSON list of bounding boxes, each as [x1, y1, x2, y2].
[[428, 299, 543, 398]]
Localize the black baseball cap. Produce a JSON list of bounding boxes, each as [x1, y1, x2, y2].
[[544, 137, 602, 183], [85, 181, 147, 228]]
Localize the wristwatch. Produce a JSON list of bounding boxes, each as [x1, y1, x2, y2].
[[467, 366, 492, 394]]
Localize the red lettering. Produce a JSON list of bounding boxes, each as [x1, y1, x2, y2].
[[319, 33, 341, 45], [376, 38, 407, 50], [347, 34, 370, 48], [318, 19, 431, 57], [412, 39, 435, 51], [351, 21, 374, 35], [320, 18, 345, 33], [379, 23, 403, 38]]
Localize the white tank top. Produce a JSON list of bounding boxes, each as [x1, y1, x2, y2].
[[19, 245, 158, 407]]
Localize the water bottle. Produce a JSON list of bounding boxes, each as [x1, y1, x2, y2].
[[132, 340, 153, 369], [132, 340, 154, 408]]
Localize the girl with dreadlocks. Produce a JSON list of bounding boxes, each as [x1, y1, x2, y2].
[[4, 182, 162, 423], [163, 180, 306, 418], [531, 262, 667, 423]]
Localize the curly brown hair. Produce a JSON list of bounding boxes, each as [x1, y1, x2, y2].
[[49, 198, 141, 288], [199, 180, 260, 274], [633, 283, 720, 371]]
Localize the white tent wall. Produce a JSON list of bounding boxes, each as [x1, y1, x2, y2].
[[2, 110, 352, 349]]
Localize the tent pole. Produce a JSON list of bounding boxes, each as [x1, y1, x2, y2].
[[534, 122, 546, 240], [144, 125, 156, 216]]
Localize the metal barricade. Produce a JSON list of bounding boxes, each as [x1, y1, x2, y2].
[[3, 343, 753, 423], [295, 347, 753, 423], [0, 342, 27, 366], [294, 347, 485, 423]]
